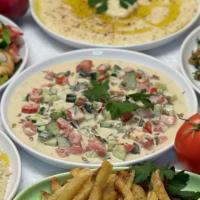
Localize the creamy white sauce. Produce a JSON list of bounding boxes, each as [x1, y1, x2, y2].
[[106, 0, 138, 18], [7, 60, 188, 164]]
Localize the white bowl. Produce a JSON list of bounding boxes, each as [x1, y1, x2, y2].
[[180, 26, 200, 95], [30, 0, 200, 51], [0, 131, 21, 200], [1, 49, 198, 169], [0, 15, 29, 91]]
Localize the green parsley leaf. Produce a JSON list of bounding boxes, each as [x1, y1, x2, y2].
[[0, 22, 11, 49], [120, 0, 137, 9], [128, 92, 154, 109], [88, 0, 108, 14], [84, 80, 110, 102], [106, 101, 138, 119]]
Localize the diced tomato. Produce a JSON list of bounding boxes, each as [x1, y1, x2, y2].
[[97, 64, 110, 74], [55, 148, 67, 157], [68, 132, 82, 146], [124, 144, 134, 152], [76, 60, 93, 72], [87, 139, 106, 157], [153, 122, 164, 132], [7, 25, 23, 40], [160, 115, 177, 126], [121, 112, 133, 123], [157, 135, 168, 145], [28, 88, 42, 103], [8, 43, 20, 63], [97, 74, 108, 83], [140, 138, 154, 150], [57, 118, 73, 131], [75, 97, 87, 106], [44, 71, 56, 81], [143, 121, 152, 133], [149, 87, 157, 94], [56, 76, 69, 85], [22, 121, 37, 136], [150, 95, 168, 105], [66, 146, 85, 154], [21, 103, 39, 114]]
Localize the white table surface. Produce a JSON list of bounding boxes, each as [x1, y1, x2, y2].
[[4, 11, 200, 195]]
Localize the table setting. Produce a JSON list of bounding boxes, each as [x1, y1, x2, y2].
[[1, 0, 200, 199]]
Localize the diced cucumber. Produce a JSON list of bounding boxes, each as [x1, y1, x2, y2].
[[123, 71, 137, 90], [85, 151, 98, 158], [112, 145, 127, 160], [154, 82, 167, 92], [45, 137, 58, 146], [43, 95, 60, 103], [37, 126, 46, 133], [46, 122, 60, 136], [57, 136, 71, 148], [66, 94, 77, 103], [84, 104, 94, 113], [49, 87, 57, 95], [102, 110, 111, 120], [154, 104, 162, 116], [100, 120, 122, 129], [50, 111, 66, 120], [162, 104, 174, 115], [71, 121, 79, 129], [38, 131, 53, 142], [131, 143, 140, 154]]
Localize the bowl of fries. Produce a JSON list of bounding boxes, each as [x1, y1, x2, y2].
[[14, 161, 200, 200]]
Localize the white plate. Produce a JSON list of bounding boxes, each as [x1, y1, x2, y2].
[[0, 15, 29, 91], [0, 131, 21, 200], [1, 49, 198, 169], [30, 0, 200, 51], [180, 26, 200, 94]]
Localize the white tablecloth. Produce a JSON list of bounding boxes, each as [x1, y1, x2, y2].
[[5, 12, 200, 193]]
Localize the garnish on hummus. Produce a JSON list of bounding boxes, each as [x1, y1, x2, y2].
[[8, 59, 188, 163], [35, 0, 198, 46], [0, 151, 10, 200]]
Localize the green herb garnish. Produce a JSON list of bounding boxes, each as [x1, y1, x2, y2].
[[120, 0, 137, 9], [132, 161, 200, 200], [0, 22, 11, 49]]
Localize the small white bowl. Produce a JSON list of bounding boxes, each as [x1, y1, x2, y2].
[[0, 131, 21, 200], [0, 15, 29, 91], [30, 0, 200, 51], [180, 26, 200, 95], [1, 49, 198, 169]]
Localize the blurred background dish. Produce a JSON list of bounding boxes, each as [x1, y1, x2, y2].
[[0, 131, 21, 200], [0, 15, 28, 91], [30, 0, 200, 50]]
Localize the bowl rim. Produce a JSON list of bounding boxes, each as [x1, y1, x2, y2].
[[179, 26, 200, 94], [0, 130, 21, 200], [0, 14, 29, 91], [1, 48, 198, 168], [29, 0, 200, 50]]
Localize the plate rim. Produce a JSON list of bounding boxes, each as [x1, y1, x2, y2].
[[13, 168, 200, 200], [0, 14, 29, 91], [29, 0, 200, 50], [1, 48, 198, 168], [0, 130, 21, 200]]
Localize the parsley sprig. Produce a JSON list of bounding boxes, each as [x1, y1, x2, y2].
[[88, 0, 138, 14], [83, 78, 153, 119], [132, 162, 200, 200]]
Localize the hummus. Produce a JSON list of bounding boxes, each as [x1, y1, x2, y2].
[[35, 0, 198, 46], [0, 152, 10, 200], [7, 59, 188, 164]]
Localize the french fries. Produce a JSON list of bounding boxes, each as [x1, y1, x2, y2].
[[151, 170, 170, 200], [41, 161, 175, 200]]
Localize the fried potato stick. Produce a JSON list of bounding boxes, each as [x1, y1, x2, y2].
[[73, 177, 94, 200], [151, 170, 170, 200], [51, 177, 61, 193], [132, 184, 146, 200], [48, 169, 93, 200], [147, 191, 158, 200], [102, 174, 117, 200], [88, 161, 113, 200], [115, 177, 134, 200]]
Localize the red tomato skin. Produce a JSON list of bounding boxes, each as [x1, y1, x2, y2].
[[0, 0, 29, 20], [56, 76, 68, 85], [21, 104, 39, 114], [175, 113, 200, 173]]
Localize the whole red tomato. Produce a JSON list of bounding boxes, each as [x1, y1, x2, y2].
[[0, 0, 29, 20], [175, 113, 200, 173]]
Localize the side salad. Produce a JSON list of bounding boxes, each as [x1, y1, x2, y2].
[[0, 21, 23, 85]]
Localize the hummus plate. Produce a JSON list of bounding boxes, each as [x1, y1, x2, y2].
[[30, 0, 200, 50], [0, 131, 21, 200], [1, 49, 198, 169]]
